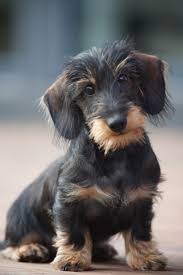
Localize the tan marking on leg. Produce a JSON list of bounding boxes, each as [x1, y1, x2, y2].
[[123, 231, 167, 271], [1, 243, 49, 262], [89, 106, 145, 154], [19, 232, 41, 245], [18, 244, 49, 261], [52, 231, 92, 271]]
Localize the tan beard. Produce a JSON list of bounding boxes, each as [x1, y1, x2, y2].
[[89, 106, 145, 154]]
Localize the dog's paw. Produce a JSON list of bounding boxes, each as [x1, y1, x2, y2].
[[51, 257, 90, 271], [18, 243, 50, 263], [127, 252, 167, 271], [60, 262, 88, 272], [1, 244, 50, 263], [52, 231, 92, 271], [142, 255, 167, 271]]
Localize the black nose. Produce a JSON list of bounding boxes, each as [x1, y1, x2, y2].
[[107, 115, 127, 133]]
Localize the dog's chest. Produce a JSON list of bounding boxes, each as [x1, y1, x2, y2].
[[97, 150, 136, 186], [82, 199, 133, 241], [71, 151, 148, 206]]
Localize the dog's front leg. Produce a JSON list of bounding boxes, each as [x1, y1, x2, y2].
[[51, 190, 92, 271], [52, 230, 92, 271], [123, 199, 167, 271]]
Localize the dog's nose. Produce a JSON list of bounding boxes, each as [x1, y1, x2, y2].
[[107, 115, 127, 133]]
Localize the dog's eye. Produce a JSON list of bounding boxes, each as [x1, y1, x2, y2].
[[118, 74, 128, 82], [85, 85, 95, 96]]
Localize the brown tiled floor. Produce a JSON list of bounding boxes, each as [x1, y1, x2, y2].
[[0, 122, 183, 275]]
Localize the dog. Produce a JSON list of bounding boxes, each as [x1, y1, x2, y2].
[[1, 40, 172, 271]]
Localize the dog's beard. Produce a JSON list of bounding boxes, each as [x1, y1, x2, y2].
[[89, 106, 145, 154]]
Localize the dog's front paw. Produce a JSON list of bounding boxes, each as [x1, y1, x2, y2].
[[143, 254, 167, 271], [52, 231, 92, 271], [127, 251, 167, 271], [53, 261, 88, 272], [51, 256, 90, 271]]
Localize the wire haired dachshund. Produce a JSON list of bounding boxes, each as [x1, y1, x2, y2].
[[1, 40, 173, 271]]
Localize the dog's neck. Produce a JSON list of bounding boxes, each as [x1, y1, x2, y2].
[[61, 127, 149, 189]]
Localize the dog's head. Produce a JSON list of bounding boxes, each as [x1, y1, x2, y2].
[[43, 40, 172, 153]]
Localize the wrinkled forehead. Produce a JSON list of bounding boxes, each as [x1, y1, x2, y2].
[[65, 45, 133, 84]]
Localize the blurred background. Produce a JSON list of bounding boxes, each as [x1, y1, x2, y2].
[[0, 0, 183, 122], [0, 0, 183, 270]]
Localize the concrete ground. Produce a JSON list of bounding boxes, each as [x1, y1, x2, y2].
[[0, 122, 183, 275]]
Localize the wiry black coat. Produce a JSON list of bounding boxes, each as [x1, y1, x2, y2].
[[2, 40, 172, 271], [5, 130, 159, 249]]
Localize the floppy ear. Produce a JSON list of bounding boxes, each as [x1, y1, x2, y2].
[[131, 52, 167, 115], [43, 74, 83, 139]]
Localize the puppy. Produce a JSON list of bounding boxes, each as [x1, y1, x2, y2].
[[1, 40, 172, 271]]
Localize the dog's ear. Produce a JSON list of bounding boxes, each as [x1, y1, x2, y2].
[[43, 74, 83, 139], [131, 52, 168, 115]]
